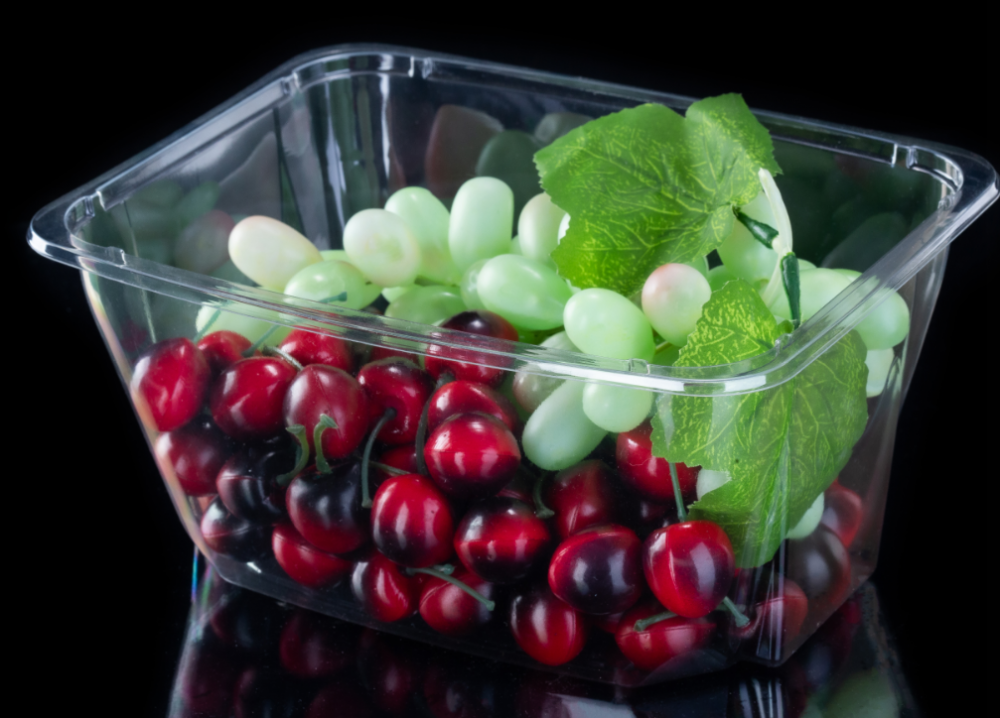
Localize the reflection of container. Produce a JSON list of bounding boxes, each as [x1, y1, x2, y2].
[[28, 46, 997, 685]]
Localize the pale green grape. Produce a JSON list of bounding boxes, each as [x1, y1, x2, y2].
[[511, 331, 578, 412], [510, 236, 523, 255], [565, 289, 655, 362], [786, 493, 824, 540], [717, 191, 781, 283], [857, 291, 910, 350], [448, 177, 514, 272], [707, 264, 737, 292], [865, 348, 895, 397], [652, 343, 681, 366], [284, 259, 381, 310], [696, 469, 731, 500], [320, 249, 350, 262], [382, 285, 414, 303], [522, 380, 606, 470], [385, 285, 466, 326], [173, 210, 233, 274], [195, 303, 290, 345], [385, 186, 459, 284], [641, 263, 712, 347], [459, 258, 490, 311], [344, 209, 421, 288], [229, 216, 323, 291], [582, 383, 653, 433], [477, 255, 573, 330], [685, 254, 709, 280], [518, 192, 566, 266], [798, 258, 817, 271], [557, 213, 570, 240], [175, 181, 220, 227], [768, 268, 852, 322]]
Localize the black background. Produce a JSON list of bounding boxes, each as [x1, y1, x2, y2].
[[12, 17, 995, 716]]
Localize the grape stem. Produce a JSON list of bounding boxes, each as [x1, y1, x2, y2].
[[669, 462, 688, 521], [720, 597, 750, 627], [415, 372, 454, 476], [532, 472, 555, 519], [276, 424, 310, 487], [634, 610, 678, 632], [781, 253, 802, 329], [406, 566, 495, 611], [192, 308, 222, 342], [361, 408, 397, 508], [313, 414, 339, 474], [734, 210, 779, 249], [243, 325, 281, 357]]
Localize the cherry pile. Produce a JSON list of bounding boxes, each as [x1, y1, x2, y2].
[[137, 310, 865, 673]]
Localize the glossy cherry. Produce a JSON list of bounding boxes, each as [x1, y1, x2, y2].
[[454, 497, 551, 583], [131, 337, 210, 431], [548, 524, 643, 615], [177, 631, 239, 716], [371, 474, 455, 567], [278, 609, 355, 678], [497, 468, 535, 505], [616, 421, 698, 502], [272, 523, 353, 588], [614, 601, 717, 671], [356, 629, 419, 714], [287, 462, 370, 556], [418, 568, 497, 636], [279, 327, 354, 372], [208, 588, 282, 659], [424, 412, 521, 501], [210, 356, 298, 441], [509, 582, 588, 666], [734, 577, 809, 660], [357, 358, 433, 445], [306, 680, 374, 718], [422, 655, 505, 718], [283, 364, 368, 461], [200, 498, 270, 561], [197, 330, 253, 375], [427, 379, 518, 433], [377, 444, 420, 474], [369, 344, 418, 365], [351, 551, 419, 622], [643, 521, 735, 618], [216, 435, 295, 521], [155, 418, 231, 496], [820, 480, 864, 548], [545, 460, 620, 539], [786, 525, 852, 605], [424, 311, 518, 387]]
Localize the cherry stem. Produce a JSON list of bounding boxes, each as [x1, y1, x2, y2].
[[720, 597, 750, 628], [313, 414, 339, 474], [277, 424, 309, 487], [192, 309, 222, 342], [261, 345, 304, 372], [415, 371, 454, 476], [243, 325, 280, 357], [634, 610, 678, 632], [361, 408, 397, 509], [669, 462, 688, 521], [532, 472, 555, 519], [406, 566, 494, 611], [369, 461, 408, 477]]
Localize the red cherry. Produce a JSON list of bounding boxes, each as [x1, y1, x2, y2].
[[616, 421, 698, 502], [200, 498, 270, 561], [279, 327, 354, 372], [548, 524, 644, 615], [454, 497, 551, 583], [283, 364, 368, 460], [369, 344, 419, 365], [357, 358, 433, 445], [424, 412, 521, 501], [734, 578, 809, 660], [371, 474, 455, 568], [216, 436, 295, 521], [545, 460, 619, 539], [278, 609, 354, 678], [786, 526, 852, 605], [509, 583, 588, 666], [377, 444, 420, 474], [178, 633, 238, 715], [643, 521, 735, 618], [272, 523, 353, 588], [307, 680, 374, 718], [357, 629, 419, 714], [351, 552, 419, 622], [210, 356, 297, 441], [820, 480, 864, 547], [155, 418, 230, 496], [592, 612, 625, 634], [424, 311, 518, 387], [614, 601, 717, 671], [197, 330, 252, 374], [497, 468, 535, 505], [427, 379, 518, 433], [287, 463, 370, 556], [131, 337, 210, 431], [418, 568, 497, 636]]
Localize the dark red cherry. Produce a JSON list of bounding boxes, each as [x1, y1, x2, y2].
[[210, 356, 298, 441], [283, 364, 368, 460], [357, 358, 433, 444], [643, 521, 735, 618], [377, 444, 420, 474], [427, 379, 518, 433], [418, 568, 497, 636], [369, 344, 418, 365], [287, 462, 370, 556], [131, 337, 210, 431], [208, 588, 282, 658], [155, 418, 230, 496], [592, 611, 625, 634], [509, 583, 588, 666], [497, 468, 535, 505], [351, 552, 419, 622], [279, 327, 354, 372], [424, 413, 521, 501], [307, 680, 374, 718], [545, 460, 619, 539], [425, 311, 518, 387], [197, 330, 252, 375], [454, 497, 551, 583], [734, 577, 809, 660], [371, 474, 455, 567], [200, 498, 270, 561], [233, 666, 302, 718], [273, 523, 353, 588], [548, 524, 643, 615], [820, 480, 864, 548], [422, 653, 506, 718], [178, 632, 239, 716], [616, 421, 698, 502], [357, 629, 419, 714], [278, 609, 354, 678], [614, 601, 716, 671], [216, 436, 295, 521], [786, 525, 852, 605]]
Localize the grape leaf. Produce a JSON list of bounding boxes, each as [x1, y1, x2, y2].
[[536, 95, 781, 295], [651, 281, 868, 567]]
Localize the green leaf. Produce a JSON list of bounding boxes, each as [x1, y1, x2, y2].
[[651, 281, 868, 567], [537, 95, 780, 295]]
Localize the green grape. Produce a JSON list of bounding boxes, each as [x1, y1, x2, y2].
[[582, 383, 653, 433], [385, 186, 459, 284], [768, 268, 852, 323], [133, 180, 184, 208], [229, 216, 323, 291], [382, 285, 414, 303], [565, 289, 655, 362], [685, 254, 709, 280], [510, 236, 523, 255], [533, 112, 591, 144], [786, 493, 824, 540], [448, 177, 514, 272], [832, 267, 860, 279], [717, 191, 781, 283], [459, 258, 490, 311], [652, 343, 681, 366], [195, 303, 290, 345], [175, 181, 220, 227], [320, 249, 350, 262], [511, 331, 578, 413], [707, 264, 737, 292], [210, 259, 254, 285], [477, 255, 573, 330], [865, 348, 895, 397], [857, 290, 910, 351], [284, 259, 381, 310], [475, 130, 542, 219], [522, 380, 606, 471], [385, 285, 466, 326], [641, 263, 712, 347], [798, 258, 817, 271], [518, 192, 566, 267], [344, 209, 422, 288]]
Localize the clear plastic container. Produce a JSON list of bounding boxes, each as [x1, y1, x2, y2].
[[28, 45, 997, 686]]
